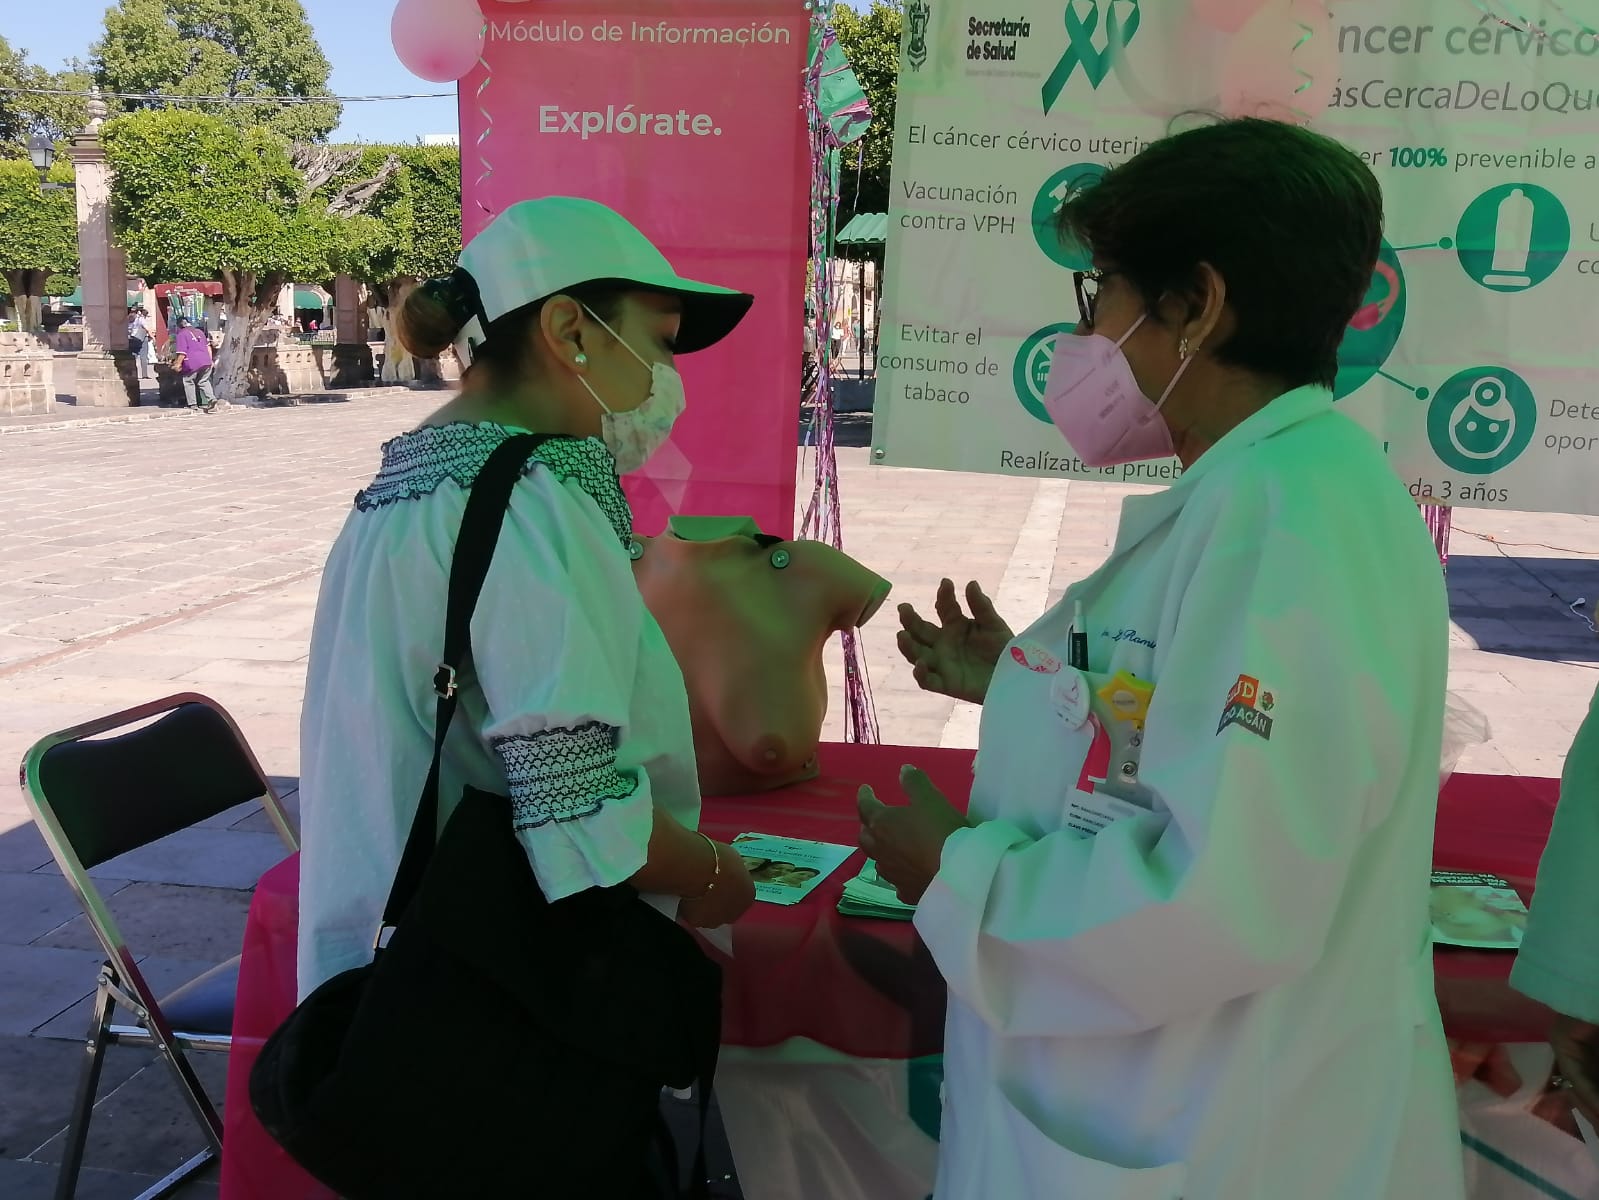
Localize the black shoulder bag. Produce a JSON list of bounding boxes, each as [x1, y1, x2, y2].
[[250, 433, 723, 1199]]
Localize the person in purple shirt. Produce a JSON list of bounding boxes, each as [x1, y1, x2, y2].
[[171, 315, 217, 411]]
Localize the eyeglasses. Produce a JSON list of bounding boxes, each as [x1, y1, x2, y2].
[[1072, 269, 1117, 328]]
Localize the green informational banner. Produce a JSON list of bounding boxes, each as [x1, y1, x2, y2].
[[873, 0, 1599, 514]]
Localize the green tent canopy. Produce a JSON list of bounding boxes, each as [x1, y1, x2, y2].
[[57, 289, 143, 308], [836, 213, 887, 245], [293, 287, 329, 310]]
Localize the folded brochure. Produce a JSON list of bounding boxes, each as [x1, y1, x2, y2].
[[732, 833, 855, 906], [1430, 870, 1529, 950], [838, 858, 917, 921]]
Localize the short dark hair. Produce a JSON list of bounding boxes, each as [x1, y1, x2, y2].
[[1057, 116, 1383, 390]]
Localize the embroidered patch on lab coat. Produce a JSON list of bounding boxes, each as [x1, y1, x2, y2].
[[1218, 673, 1275, 739]]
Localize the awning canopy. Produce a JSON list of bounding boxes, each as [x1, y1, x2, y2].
[[294, 286, 329, 309], [57, 289, 143, 308], [836, 212, 887, 246]]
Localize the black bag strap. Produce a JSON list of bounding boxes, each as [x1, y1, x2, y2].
[[380, 431, 553, 930], [372, 428, 720, 1200], [690, 1038, 719, 1200]]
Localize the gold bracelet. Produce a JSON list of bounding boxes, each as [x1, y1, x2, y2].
[[689, 831, 721, 897]]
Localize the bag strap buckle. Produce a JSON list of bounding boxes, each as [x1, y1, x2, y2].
[[433, 664, 458, 699]]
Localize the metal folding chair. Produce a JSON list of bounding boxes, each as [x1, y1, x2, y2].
[[19, 693, 300, 1200]]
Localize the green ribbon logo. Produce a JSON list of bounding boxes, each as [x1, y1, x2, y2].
[[1042, 0, 1141, 113]]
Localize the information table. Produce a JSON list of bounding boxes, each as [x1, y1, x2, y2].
[[220, 745, 1567, 1200]]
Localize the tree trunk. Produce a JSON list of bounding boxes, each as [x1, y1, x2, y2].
[[214, 269, 288, 401], [379, 278, 448, 387], [3, 269, 47, 334], [378, 276, 443, 386], [379, 277, 418, 384]]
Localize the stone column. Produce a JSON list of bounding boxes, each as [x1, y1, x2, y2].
[[330, 273, 373, 387], [66, 96, 138, 408]]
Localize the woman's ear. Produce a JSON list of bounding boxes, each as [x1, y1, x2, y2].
[[1182, 262, 1228, 354], [537, 294, 588, 365]]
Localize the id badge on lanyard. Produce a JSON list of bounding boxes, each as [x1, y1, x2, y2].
[[1060, 668, 1156, 837]]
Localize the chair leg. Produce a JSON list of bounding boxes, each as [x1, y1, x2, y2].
[[131, 1148, 216, 1200], [150, 1036, 224, 1154], [55, 967, 116, 1200]]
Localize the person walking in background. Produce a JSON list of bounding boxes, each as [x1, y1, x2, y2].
[[127, 308, 152, 380], [171, 315, 216, 411]]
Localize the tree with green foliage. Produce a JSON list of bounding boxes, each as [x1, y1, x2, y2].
[[0, 157, 79, 331], [380, 143, 464, 380], [103, 108, 339, 398], [833, 1, 901, 227], [95, 0, 342, 143], [305, 141, 462, 380], [0, 35, 91, 151], [307, 143, 461, 286]]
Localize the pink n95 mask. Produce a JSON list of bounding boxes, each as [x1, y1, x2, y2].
[[1043, 315, 1187, 468]]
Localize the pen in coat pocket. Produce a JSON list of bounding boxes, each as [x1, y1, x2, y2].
[[1070, 600, 1089, 671]]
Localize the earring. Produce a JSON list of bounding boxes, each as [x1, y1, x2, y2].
[[574, 352, 588, 367], [1178, 337, 1191, 360]]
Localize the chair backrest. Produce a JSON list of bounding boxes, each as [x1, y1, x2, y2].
[[21, 693, 296, 871]]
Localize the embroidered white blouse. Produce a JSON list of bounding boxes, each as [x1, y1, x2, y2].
[[296, 423, 700, 998]]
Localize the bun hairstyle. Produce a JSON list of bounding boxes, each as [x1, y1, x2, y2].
[[395, 268, 630, 385], [394, 268, 484, 360]]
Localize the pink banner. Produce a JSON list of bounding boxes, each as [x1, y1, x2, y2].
[[463, 0, 810, 536]]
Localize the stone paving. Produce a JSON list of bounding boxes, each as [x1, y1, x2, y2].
[[2, 390, 1598, 1194]]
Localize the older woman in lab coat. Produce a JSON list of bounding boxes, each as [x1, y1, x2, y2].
[[859, 118, 1465, 1199]]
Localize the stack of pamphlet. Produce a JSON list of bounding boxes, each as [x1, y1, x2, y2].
[[730, 833, 855, 906], [1429, 870, 1529, 949], [837, 859, 917, 921]]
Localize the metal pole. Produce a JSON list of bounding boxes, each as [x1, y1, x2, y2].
[[857, 255, 866, 380]]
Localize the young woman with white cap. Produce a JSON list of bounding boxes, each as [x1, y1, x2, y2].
[[297, 196, 758, 1004]]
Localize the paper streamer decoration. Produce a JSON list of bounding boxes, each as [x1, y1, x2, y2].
[[391, 0, 484, 84], [809, 25, 873, 147], [1468, 0, 1598, 34], [472, 20, 494, 217], [1218, 0, 1336, 123], [801, 3, 880, 747], [1424, 504, 1452, 571]]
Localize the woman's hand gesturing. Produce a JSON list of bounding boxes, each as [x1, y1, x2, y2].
[[896, 578, 1013, 705]]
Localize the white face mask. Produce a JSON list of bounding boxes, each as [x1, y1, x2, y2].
[[576, 307, 686, 475]]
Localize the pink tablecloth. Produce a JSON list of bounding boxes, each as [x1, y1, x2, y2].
[[220, 746, 1561, 1198], [220, 853, 336, 1200]]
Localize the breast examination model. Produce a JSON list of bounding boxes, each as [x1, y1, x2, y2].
[[631, 515, 891, 796]]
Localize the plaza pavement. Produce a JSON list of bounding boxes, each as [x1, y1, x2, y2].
[[1, 389, 1596, 1194]]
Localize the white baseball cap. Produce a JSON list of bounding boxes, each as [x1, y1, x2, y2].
[[458, 196, 754, 354]]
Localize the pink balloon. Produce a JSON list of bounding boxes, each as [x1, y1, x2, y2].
[[391, 0, 484, 84], [1192, 0, 1271, 33], [1218, 0, 1338, 124]]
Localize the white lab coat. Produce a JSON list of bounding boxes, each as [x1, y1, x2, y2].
[[1511, 682, 1599, 1024], [916, 386, 1466, 1199]]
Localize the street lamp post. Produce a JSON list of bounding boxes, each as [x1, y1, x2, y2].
[[27, 135, 68, 193]]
